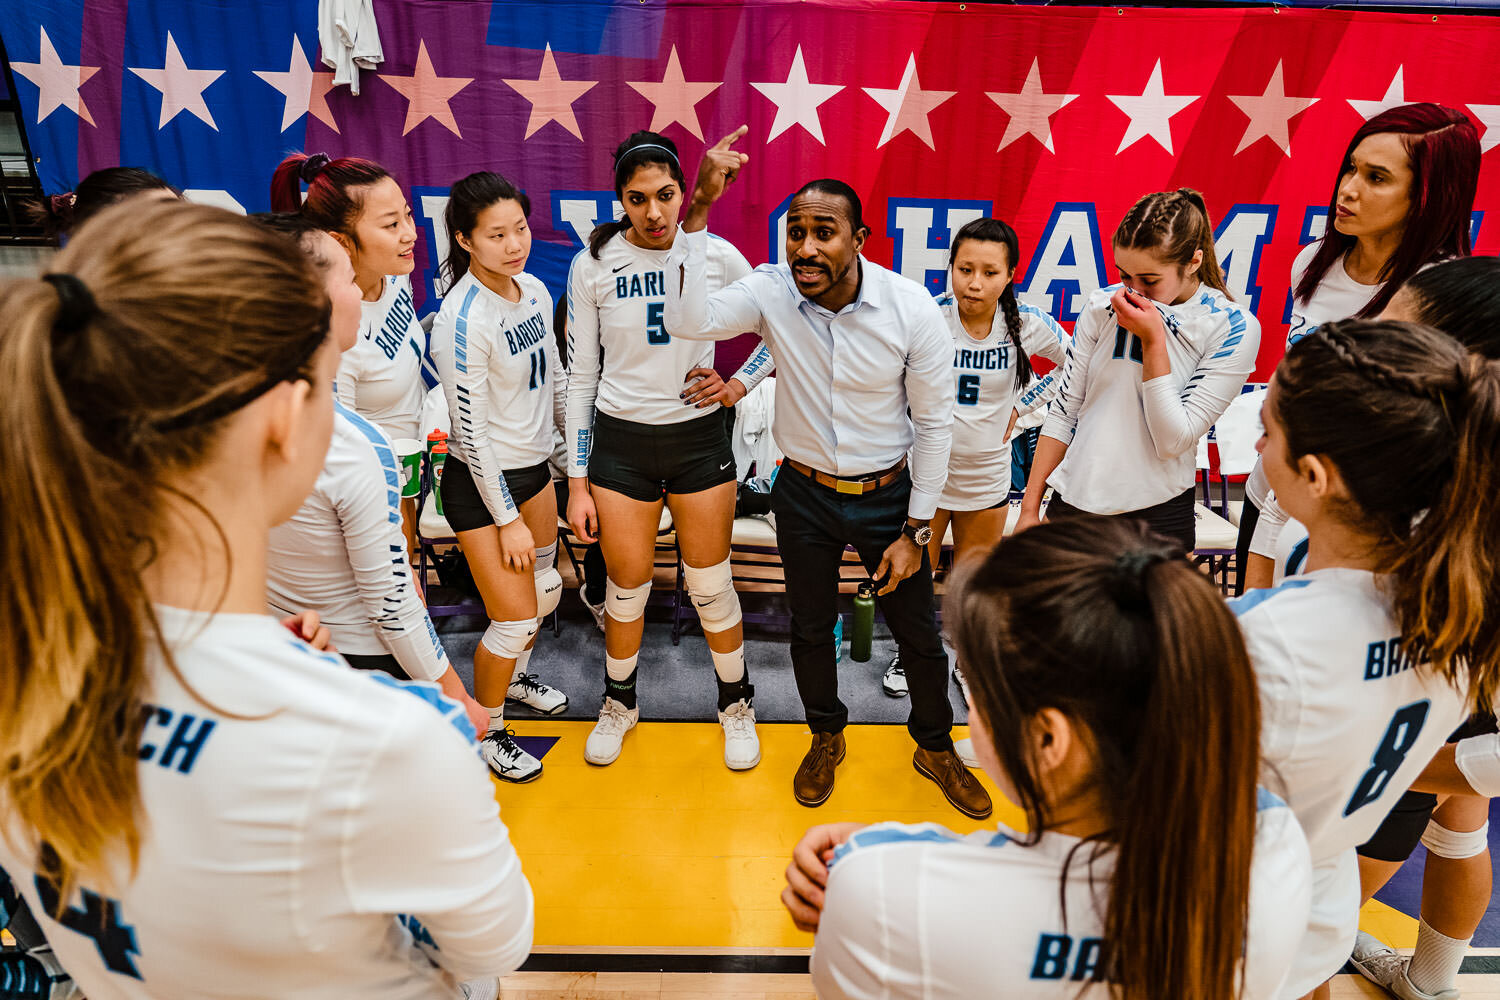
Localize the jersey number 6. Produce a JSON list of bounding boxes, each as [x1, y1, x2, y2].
[[957, 374, 980, 406], [646, 301, 670, 345], [1343, 699, 1430, 817]]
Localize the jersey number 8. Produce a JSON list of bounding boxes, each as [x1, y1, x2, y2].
[[1343, 699, 1430, 817], [646, 302, 670, 345]]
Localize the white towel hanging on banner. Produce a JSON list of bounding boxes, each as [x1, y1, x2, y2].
[[318, 0, 383, 95]]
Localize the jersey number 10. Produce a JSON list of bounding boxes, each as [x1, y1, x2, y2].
[[646, 302, 670, 345]]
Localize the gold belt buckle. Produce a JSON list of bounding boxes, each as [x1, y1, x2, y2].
[[835, 478, 864, 495]]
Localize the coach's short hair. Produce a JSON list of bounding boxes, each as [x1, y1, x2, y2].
[[791, 179, 868, 235]]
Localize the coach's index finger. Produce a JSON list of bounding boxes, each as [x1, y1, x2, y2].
[[714, 125, 749, 151]]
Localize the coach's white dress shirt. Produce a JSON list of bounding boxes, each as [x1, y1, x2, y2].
[[666, 228, 954, 519]]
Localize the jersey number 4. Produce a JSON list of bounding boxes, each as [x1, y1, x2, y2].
[[646, 302, 670, 345], [1112, 329, 1144, 364], [1343, 699, 1430, 816], [34, 866, 143, 979]]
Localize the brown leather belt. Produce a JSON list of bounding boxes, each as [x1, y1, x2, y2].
[[784, 457, 907, 495]]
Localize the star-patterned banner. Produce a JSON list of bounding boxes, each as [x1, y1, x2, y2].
[[6, 0, 1500, 377]]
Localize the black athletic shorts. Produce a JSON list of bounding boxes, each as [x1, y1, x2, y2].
[[341, 652, 404, 678], [585, 410, 736, 503], [1046, 487, 1197, 555], [440, 455, 552, 533], [1357, 711, 1500, 862]]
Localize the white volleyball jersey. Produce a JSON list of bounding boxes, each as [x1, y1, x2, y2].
[[1271, 516, 1310, 586], [0, 606, 532, 999], [266, 403, 449, 678], [429, 271, 555, 525], [564, 230, 772, 475], [1042, 284, 1260, 514], [1231, 569, 1467, 994], [936, 295, 1069, 511], [811, 790, 1311, 1000], [336, 274, 435, 444]]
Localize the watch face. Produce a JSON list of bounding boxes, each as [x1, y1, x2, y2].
[[912, 525, 933, 545]]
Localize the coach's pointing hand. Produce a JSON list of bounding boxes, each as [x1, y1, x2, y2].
[[683, 127, 749, 234]]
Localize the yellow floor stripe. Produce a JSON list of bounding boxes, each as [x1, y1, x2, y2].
[[1358, 896, 1420, 949]]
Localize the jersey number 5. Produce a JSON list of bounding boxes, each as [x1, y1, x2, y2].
[[957, 374, 981, 406], [33, 866, 143, 979], [1343, 699, 1430, 817], [646, 301, 670, 345], [1112, 329, 1144, 364]]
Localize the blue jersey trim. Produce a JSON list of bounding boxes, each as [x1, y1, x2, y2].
[[454, 283, 481, 376], [830, 823, 1009, 869], [367, 674, 478, 743], [1227, 577, 1315, 617], [335, 402, 402, 526], [1257, 787, 1287, 812]]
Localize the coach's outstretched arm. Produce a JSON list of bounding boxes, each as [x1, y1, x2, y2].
[[666, 127, 765, 341]]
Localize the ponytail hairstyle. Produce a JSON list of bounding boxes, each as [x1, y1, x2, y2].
[[1113, 188, 1231, 298], [27, 167, 179, 241], [1296, 104, 1479, 319], [949, 217, 1034, 390], [947, 516, 1259, 999], [249, 211, 337, 273], [269, 151, 393, 247], [588, 131, 686, 259], [1273, 319, 1500, 706], [440, 171, 532, 293], [1396, 256, 1500, 358], [0, 199, 331, 897]]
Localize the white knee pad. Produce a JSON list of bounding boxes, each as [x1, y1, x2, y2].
[[481, 618, 538, 660], [535, 541, 557, 574], [604, 578, 652, 623], [682, 559, 741, 632], [534, 566, 563, 618], [1421, 819, 1490, 860]]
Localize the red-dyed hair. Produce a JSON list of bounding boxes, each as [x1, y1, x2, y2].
[[1296, 103, 1479, 318], [269, 153, 393, 248]]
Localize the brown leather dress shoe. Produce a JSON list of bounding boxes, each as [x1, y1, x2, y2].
[[793, 731, 846, 807], [914, 747, 993, 819]]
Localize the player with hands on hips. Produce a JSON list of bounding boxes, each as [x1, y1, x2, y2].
[[667, 131, 988, 820], [257, 212, 489, 736], [429, 172, 572, 784], [1017, 188, 1260, 553], [0, 199, 533, 999], [783, 517, 1312, 1000], [564, 130, 773, 771], [1230, 318, 1500, 1000]]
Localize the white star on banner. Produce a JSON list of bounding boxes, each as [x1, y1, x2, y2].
[[626, 46, 721, 141], [10, 26, 99, 126], [128, 32, 224, 130], [1227, 61, 1318, 155], [253, 37, 319, 132], [1348, 67, 1408, 121], [1106, 60, 1200, 155], [1468, 103, 1500, 154], [750, 46, 844, 144], [986, 58, 1077, 153], [862, 54, 955, 150]]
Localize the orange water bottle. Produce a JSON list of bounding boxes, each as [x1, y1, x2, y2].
[[425, 429, 448, 515]]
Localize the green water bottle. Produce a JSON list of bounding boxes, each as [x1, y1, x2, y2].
[[850, 581, 875, 662]]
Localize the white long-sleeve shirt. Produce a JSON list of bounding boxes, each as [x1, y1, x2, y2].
[[811, 792, 1311, 1000], [938, 295, 1069, 510], [0, 606, 532, 999], [429, 271, 559, 526], [564, 230, 773, 477], [1230, 570, 1466, 995], [266, 403, 449, 677], [666, 228, 954, 520], [337, 275, 436, 444], [1041, 283, 1260, 514]]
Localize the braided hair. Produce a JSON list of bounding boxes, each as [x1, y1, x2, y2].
[[1113, 189, 1231, 298], [949, 218, 1034, 390], [1273, 318, 1500, 705]]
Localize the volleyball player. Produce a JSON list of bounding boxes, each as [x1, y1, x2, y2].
[[565, 131, 773, 770], [257, 212, 489, 737], [1233, 318, 1500, 1000], [0, 199, 533, 997], [784, 517, 1312, 999], [29, 166, 179, 242], [271, 152, 434, 554], [882, 217, 1068, 699], [1018, 189, 1260, 554], [430, 172, 571, 784], [1240, 104, 1480, 590]]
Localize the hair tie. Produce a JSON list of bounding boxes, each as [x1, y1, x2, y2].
[[1109, 549, 1169, 614], [41, 273, 96, 333], [300, 153, 332, 183], [48, 192, 75, 218]]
